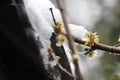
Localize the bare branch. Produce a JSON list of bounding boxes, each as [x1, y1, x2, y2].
[[48, 46, 74, 79], [57, 63, 74, 79], [57, 0, 75, 54], [49, 8, 57, 25], [57, 0, 83, 80]]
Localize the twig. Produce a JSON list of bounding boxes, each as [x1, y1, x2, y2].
[[57, 0, 83, 80], [49, 8, 74, 79], [49, 8, 57, 25], [48, 47, 74, 79], [84, 48, 96, 55], [57, 63, 74, 79]]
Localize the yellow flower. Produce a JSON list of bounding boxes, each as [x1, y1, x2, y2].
[[48, 46, 53, 53], [56, 34, 66, 46], [88, 50, 98, 58], [72, 54, 79, 62], [85, 32, 99, 47], [47, 46, 61, 60], [53, 21, 63, 34]]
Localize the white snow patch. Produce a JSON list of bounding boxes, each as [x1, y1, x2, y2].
[[68, 24, 88, 41], [23, 0, 55, 69]]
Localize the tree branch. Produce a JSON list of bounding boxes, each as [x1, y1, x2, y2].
[[57, 0, 83, 80], [73, 36, 120, 54], [57, 63, 74, 79]]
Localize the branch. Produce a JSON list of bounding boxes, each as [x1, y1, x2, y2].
[[57, 0, 75, 54], [57, 0, 83, 80], [49, 8, 57, 25], [73, 36, 120, 54], [49, 8, 73, 80], [57, 63, 74, 79], [48, 49, 74, 79]]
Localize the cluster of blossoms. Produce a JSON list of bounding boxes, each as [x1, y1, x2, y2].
[[53, 21, 66, 47], [84, 32, 99, 58], [53, 21, 100, 58], [47, 21, 65, 64], [53, 21, 63, 34]]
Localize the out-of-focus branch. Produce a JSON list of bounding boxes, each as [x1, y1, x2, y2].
[[57, 0, 83, 80]]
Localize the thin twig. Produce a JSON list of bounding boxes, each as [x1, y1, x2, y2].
[[57, 63, 74, 79], [48, 49, 74, 79], [84, 48, 96, 55], [49, 8, 57, 25], [49, 7, 74, 79], [57, 0, 83, 80]]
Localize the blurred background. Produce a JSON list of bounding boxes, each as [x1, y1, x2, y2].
[[51, 0, 120, 80]]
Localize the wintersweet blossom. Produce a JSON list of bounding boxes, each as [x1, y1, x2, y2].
[[85, 32, 99, 47], [88, 50, 98, 58], [48, 45, 53, 53], [53, 21, 63, 34], [56, 34, 66, 47]]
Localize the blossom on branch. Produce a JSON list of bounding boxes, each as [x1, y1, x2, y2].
[[85, 32, 99, 47]]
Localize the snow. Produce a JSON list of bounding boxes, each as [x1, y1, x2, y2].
[[68, 24, 88, 41], [62, 43, 76, 77], [24, 0, 62, 26], [23, 0, 54, 68]]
